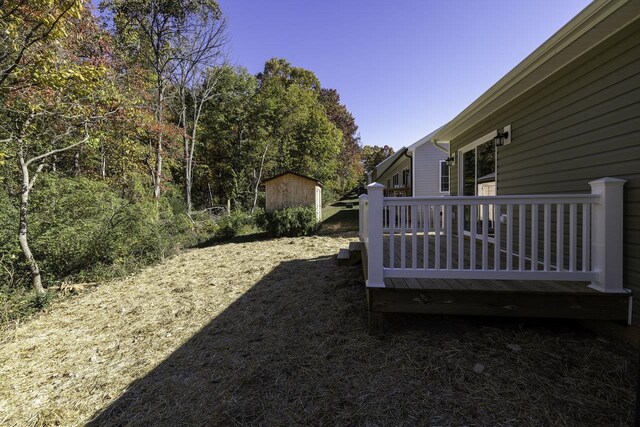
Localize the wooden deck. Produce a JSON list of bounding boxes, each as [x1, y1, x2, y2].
[[361, 234, 632, 334]]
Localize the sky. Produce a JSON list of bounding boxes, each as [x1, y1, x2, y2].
[[217, 0, 593, 150]]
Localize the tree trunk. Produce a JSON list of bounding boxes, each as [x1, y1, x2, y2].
[[18, 153, 45, 297], [74, 146, 81, 176], [100, 140, 106, 179], [153, 84, 165, 199], [252, 143, 270, 213]]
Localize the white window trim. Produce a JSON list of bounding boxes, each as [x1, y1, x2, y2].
[[402, 167, 410, 187], [457, 130, 498, 196], [439, 160, 450, 194]]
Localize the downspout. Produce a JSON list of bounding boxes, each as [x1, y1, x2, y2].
[[403, 150, 413, 197]]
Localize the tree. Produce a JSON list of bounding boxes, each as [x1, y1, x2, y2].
[[319, 88, 362, 193], [362, 145, 395, 175], [170, 5, 228, 213], [197, 66, 260, 211], [0, 3, 116, 296], [102, 0, 223, 199], [254, 58, 342, 190], [0, 0, 83, 89]]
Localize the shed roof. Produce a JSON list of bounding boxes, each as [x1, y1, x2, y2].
[[261, 171, 323, 187]]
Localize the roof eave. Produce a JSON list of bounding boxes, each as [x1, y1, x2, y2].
[[433, 0, 637, 142]]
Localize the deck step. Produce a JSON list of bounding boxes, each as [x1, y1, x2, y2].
[[337, 246, 362, 266], [337, 248, 351, 265], [348, 241, 362, 253]]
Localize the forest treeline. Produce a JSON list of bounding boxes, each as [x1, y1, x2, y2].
[[0, 1, 393, 311]]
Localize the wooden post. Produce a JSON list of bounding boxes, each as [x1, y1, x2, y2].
[[359, 193, 368, 243], [367, 183, 385, 288], [588, 177, 627, 293]]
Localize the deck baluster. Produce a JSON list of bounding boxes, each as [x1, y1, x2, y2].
[[531, 204, 539, 271], [389, 204, 395, 269], [457, 204, 464, 270], [506, 205, 513, 271], [434, 205, 441, 269], [570, 203, 577, 271], [470, 206, 477, 270], [482, 203, 489, 270], [446, 205, 453, 269], [519, 204, 526, 271], [494, 204, 501, 271], [424, 205, 430, 269], [400, 205, 406, 269], [412, 205, 418, 269], [582, 203, 590, 272], [557, 204, 564, 271]]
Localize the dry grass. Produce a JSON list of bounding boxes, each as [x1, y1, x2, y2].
[[0, 232, 636, 426]]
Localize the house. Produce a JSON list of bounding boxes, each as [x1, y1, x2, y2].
[[367, 131, 449, 197], [262, 172, 322, 222], [367, 147, 412, 196], [359, 0, 639, 333], [406, 128, 450, 197]]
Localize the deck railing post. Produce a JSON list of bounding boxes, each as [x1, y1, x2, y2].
[[367, 182, 385, 288], [588, 177, 627, 293], [359, 194, 368, 243]]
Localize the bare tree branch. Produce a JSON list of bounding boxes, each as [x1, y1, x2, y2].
[[25, 123, 90, 166]]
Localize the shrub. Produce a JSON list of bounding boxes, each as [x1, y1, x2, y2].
[[214, 210, 253, 240], [255, 206, 317, 237], [3, 175, 200, 285]]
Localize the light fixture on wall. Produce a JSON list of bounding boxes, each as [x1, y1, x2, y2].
[[494, 124, 512, 147], [494, 131, 509, 147], [444, 155, 455, 167]]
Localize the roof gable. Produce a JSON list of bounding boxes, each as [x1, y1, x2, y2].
[[261, 171, 322, 186]]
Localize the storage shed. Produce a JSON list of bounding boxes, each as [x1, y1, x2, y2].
[[262, 172, 322, 221]]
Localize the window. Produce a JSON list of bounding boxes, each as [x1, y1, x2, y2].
[[402, 168, 410, 187], [386, 179, 391, 188], [459, 132, 498, 234], [392, 173, 399, 188], [439, 160, 449, 193]]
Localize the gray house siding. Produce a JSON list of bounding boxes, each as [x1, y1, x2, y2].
[[413, 142, 449, 196], [449, 19, 640, 320]]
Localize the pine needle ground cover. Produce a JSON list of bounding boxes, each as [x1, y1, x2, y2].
[[0, 234, 635, 426]]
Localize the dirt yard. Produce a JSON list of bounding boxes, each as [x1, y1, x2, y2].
[[0, 233, 636, 426]]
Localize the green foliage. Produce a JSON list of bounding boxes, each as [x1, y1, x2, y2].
[[214, 210, 254, 240], [362, 145, 395, 174], [0, 287, 56, 325], [255, 206, 317, 238], [0, 175, 203, 287]]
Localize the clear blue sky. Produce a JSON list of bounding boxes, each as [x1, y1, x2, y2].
[[219, 0, 592, 150]]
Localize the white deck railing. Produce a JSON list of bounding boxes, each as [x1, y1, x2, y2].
[[359, 178, 626, 293]]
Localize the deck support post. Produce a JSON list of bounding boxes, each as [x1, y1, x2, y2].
[[588, 177, 627, 293], [367, 183, 385, 288]]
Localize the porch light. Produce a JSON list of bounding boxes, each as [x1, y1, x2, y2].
[[494, 131, 509, 147], [444, 155, 455, 167]]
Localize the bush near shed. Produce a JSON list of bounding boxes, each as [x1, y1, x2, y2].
[[255, 206, 317, 237]]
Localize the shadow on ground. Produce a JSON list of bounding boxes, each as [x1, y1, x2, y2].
[[88, 255, 636, 425]]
